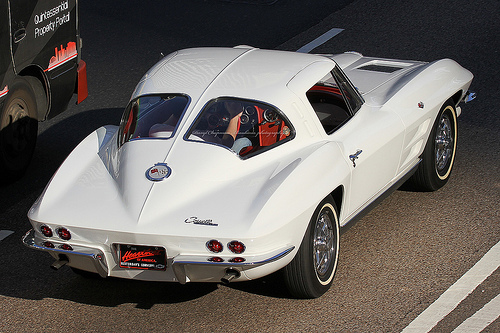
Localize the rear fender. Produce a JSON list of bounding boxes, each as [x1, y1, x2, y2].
[[30, 126, 115, 220], [250, 141, 350, 246]]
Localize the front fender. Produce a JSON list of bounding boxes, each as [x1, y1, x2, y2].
[[385, 58, 473, 117]]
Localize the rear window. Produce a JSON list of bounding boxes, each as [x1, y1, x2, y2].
[[118, 94, 189, 147], [186, 97, 294, 158]]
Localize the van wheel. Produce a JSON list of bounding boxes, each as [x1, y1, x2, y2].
[[0, 77, 39, 181]]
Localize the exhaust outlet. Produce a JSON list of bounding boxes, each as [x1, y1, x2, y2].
[[51, 255, 69, 270], [221, 268, 240, 284]]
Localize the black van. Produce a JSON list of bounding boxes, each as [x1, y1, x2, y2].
[[0, 0, 87, 181]]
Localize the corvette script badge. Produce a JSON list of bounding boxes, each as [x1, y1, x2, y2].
[[145, 163, 171, 181], [185, 216, 218, 226]]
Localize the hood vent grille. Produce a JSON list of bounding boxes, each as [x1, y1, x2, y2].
[[358, 64, 403, 73]]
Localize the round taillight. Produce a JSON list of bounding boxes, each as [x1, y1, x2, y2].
[[57, 227, 71, 241], [43, 241, 55, 248], [207, 257, 224, 262], [206, 240, 223, 253], [229, 257, 246, 263], [40, 225, 53, 237], [60, 244, 73, 251], [228, 240, 245, 254]]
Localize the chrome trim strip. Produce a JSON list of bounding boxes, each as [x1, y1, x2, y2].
[[252, 246, 295, 264], [171, 246, 295, 283], [172, 246, 294, 267]]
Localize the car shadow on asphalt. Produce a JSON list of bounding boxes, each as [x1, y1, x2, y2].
[[0, 265, 218, 308], [1, 250, 291, 307], [61, 270, 220, 308], [222, 270, 292, 298]]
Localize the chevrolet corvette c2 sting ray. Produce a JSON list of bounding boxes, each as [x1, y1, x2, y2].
[[23, 46, 475, 298]]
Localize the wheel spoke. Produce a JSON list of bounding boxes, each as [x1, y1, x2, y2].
[[313, 211, 335, 276], [435, 115, 453, 172]]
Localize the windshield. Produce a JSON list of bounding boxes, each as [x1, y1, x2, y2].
[[186, 97, 294, 158], [118, 94, 189, 147]]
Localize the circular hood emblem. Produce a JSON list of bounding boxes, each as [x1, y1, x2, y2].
[[146, 163, 171, 181]]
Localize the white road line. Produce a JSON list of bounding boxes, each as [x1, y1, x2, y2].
[[296, 28, 344, 53], [401, 240, 500, 333], [0, 230, 14, 241], [451, 293, 500, 333]]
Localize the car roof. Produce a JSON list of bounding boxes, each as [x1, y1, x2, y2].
[[131, 46, 335, 103]]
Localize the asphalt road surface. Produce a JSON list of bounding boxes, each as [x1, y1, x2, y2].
[[1, 0, 499, 332]]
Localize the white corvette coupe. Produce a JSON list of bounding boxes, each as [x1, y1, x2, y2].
[[23, 46, 475, 298]]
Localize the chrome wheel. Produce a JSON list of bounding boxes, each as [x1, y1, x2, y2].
[[435, 113, 453, 175], [283, 197, 340, 298], [406, 101, 457, 191], [313, 207, 335, 281]]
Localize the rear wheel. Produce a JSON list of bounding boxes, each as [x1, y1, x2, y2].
[[408, 100, 457, 191], [284, 196, 340, 298], [0, 77, 39, 182]]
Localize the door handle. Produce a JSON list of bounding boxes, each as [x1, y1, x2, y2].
[[349, 149, 362, 167]]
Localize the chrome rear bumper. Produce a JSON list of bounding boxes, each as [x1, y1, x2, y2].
[[171, 246, 295, 284], [22, 229, 108, 278], [22, 228, 295, 283]]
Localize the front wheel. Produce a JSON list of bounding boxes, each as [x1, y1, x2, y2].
[[283, 196, 340, 299], [407, 100, 458, 191]]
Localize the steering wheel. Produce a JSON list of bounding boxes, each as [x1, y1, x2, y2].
[[206, 106, 230, 129]]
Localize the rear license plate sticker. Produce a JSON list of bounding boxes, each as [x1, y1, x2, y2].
[[119, 244, 166, 270]]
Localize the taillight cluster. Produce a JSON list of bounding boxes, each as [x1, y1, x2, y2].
[[206, 240, 246, 263], [206, 240, 224, 253], [57, 228, 71, 240], [227, 240, 245, 254], [39, 225, 73, 251], [40, 225, 53, 237]]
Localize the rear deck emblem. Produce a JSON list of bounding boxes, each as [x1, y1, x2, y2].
[[146, 163, 171, 181]]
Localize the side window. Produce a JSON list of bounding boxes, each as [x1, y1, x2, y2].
[[307, 67, 363, 134], [118, 94, 189, 147], [307, 72, 351, 134], [186, 98, 294, 158]]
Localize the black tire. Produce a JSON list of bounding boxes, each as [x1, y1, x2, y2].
[[408, 100, 458, 191], [0, 77, 39, 182], [283, 196, 340, 299]]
